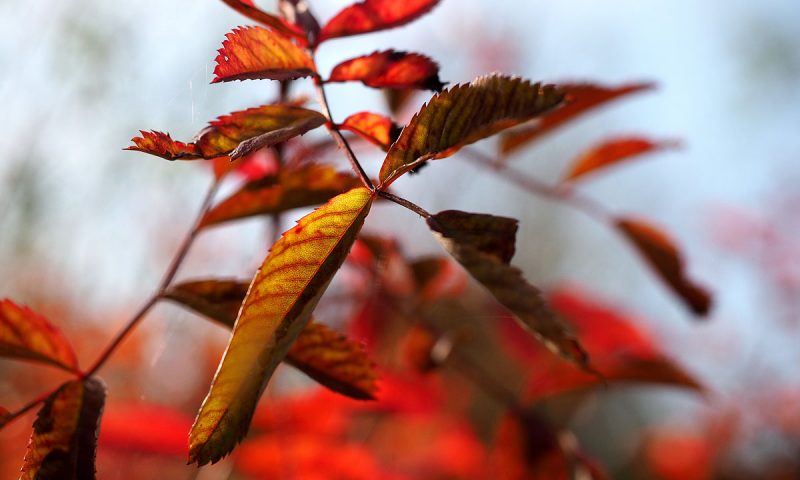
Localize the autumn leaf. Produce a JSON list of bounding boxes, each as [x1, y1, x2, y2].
[[163, 279, 249, 328], [99, 403, 192, 458], [219, 0, 306, 42], [339, 112, 402, 151], [199, 164, 361, 227], [20, 378, 106, 480], [319, 0, 441, 41], [125, 131, 201, 161], [329, 50, 444, 91], [617, 218, 712, 316], [189, 187, 374, 465], [562, 137, 680, 183], [500, 82, 655, 155], [0, 299, 79, 372], [379, 75, 564, 188], [212, 26, 315, 83], [427, 211, 588, 366]]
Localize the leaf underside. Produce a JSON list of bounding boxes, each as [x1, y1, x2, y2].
[[219, 0, 306, 42], [320, 0, 442, 41]]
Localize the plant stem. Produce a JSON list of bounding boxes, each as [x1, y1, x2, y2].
[[378, 190, 432, 219], [0, 388, 55, 428], [83, 177, 221, 378]]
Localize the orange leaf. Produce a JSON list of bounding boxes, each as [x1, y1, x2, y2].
[[617, 218, 712, 316], [199, 164, 361, 227], [500, 82, 655, 155], [329, 50, 444, 91], [562, 137, 680, 182], [379, 75, 564, 188], [124, 131, 201, 161], [219, 0, 306, 42], [286, 322, 377, 400], [0, 299, 79, 372], [99, 403, 192, 458], [339, 112, 402, 151], [212, 26, 315, 83], [189, 187, 374, 465], [20, 378, 106, 480], [319, 0, 441, 41]]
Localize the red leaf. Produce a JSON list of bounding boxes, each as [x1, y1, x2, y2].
[[212, 26, 315, 83], [124, 131, 201, 161], [617, 218, 712, 316], [0, 299, 79, 372], [329, 50, 444, 91], [98, 403, 192, 458], [320, 0, 441, 41], [340, 112, 402, 151], [500, 82, 655, 155], [219, 0, 306, 42], [562, 137, 680, 183]]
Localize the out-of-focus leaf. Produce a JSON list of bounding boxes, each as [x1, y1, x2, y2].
[[427, 211, 588, 366], [617, 218, 712, 316], [128, 104, 326, 161], [286, 322, 378, 400], [500, 288, 703, 401], [0, 299, 79, 372], [99, 403, 193, 458], [199, 164, 361, 227], [339, 112, 402, 151], [163, 279, 249, 328], [189, 187, 374, 465], [20, 378, 106, 480], [278, 0, 321, 45], [212, 26, 315, 83], [562, 137, 680, 183], [379, 75, 564, 187], [384, 88, 417, 116], [500, 82, 655, 155], [124, 131, 201, 161], [319, 0, 441, 41], [410, 257, 467, 302], [329, 50, 444, 91], [219, 0, 306, 42]]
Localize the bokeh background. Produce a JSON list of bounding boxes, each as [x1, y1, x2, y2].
[[1, 0, 799, 478]]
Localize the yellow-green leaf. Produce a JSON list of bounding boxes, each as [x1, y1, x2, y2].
[[212, 26, 315, 83], [189, 187, 374, 465], [199, 164, 361, 228], [0, 299, 79, 372], [378, 75, 564, 188], [427, 211, 588, 366], [20, 378, 106, 480]]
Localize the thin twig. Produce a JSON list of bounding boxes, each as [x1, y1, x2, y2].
[[0, 388, 56, 428], [378, 190, 432, 219]]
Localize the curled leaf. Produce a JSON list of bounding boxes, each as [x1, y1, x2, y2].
[[219, 0, 306, 42], [320, 0, 441, 41], [617, 218, 712, 316], [212, 26, 315, 83], [125, 131, 201, 161], [562, 137, 680, 183], [339, 112, 402, 151], [189, 187, 374, 465], [500, 82, 655, 155], [20, 378, 106, 480], [379, 75, 564, 187], [199, 164, 361, 227], [0, 299, 79, 372], [329, 50, 444, 91], [427, 211, 587, 366]]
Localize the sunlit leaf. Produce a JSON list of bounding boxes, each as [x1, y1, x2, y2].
[[427, 211, 588, 366], [339, 112, 402, 151], [319, 0, 441, 41], [199, 164, 361, 227], [219, 0, 306, 42], [379, 75, 564, 187], [329, 50, 444, 91], [500, 82, 655, 155], [617, 218, 712, 316], [189, 187, 375, 465], [20, 378, 106, 480], [99, 403, 192, 458], [212, 26, 315, 83], [124, 131, 201, 161], [0, 299, 79, 372], [562, 137, 680, 183]]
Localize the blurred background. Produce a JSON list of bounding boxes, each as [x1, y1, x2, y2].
[[1, 0, 799, 478]]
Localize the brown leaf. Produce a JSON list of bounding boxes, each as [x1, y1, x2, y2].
[[329, 50, 444, 91], [379, 75, 564, 187], [20, 378, 106, 480], [199, 164, 361, 227], [212, 26, 315, 83], [339, 112, 402, 151], [617, 217, 712, 316], [500, 82, 655, 155], [219, 0, 306, 42], [0, 299, 79, 372], [319, 0, 442, 41], [562, 137, 680, 183], [163, 279, 249, 328]]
